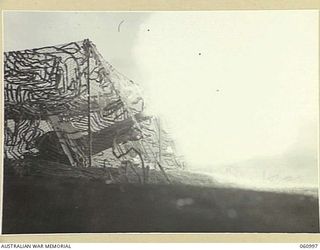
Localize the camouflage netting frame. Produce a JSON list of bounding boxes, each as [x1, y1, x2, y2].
[[4, 39, 184, 179]]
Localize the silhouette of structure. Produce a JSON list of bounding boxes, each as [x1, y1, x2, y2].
[[4, 39, 184, 182]]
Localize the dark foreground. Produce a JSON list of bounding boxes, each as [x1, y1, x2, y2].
[[2, 173, 319, 234]]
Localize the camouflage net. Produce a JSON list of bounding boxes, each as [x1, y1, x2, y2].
[[4, 39, 184, 181]]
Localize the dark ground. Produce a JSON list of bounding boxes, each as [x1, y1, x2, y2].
[[2, 172, 319, 233]]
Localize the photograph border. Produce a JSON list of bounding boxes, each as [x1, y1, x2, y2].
[[0, 0, 319, 243]]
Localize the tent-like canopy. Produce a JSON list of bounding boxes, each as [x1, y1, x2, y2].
[[4, 39, 184, 181]]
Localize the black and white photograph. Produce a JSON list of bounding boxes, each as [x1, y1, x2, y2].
[[1, 10, 319, 234]]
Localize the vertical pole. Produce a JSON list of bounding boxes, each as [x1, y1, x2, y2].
[[87, 41, 92, 168]]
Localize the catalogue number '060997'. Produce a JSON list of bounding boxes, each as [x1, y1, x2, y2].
[[300, 244, 318, 248]]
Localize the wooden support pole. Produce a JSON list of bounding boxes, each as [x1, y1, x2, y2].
[[86, 40, 92, 168], [157, 161, 171, 184]]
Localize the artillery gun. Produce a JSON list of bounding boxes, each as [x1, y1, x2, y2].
[[4, 39, 185, 183]]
